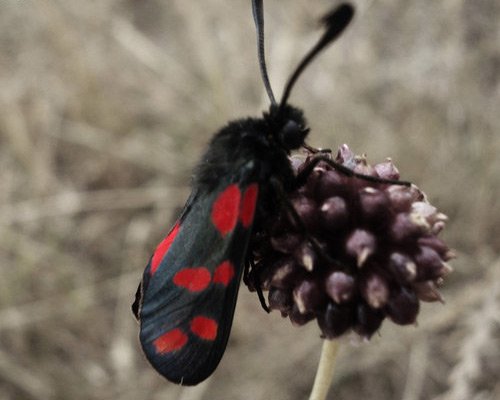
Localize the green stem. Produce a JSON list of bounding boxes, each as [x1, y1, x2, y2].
[[309, 339, 341, 400]]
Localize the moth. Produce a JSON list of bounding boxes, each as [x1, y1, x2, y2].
[[133, 2, 358, 385]]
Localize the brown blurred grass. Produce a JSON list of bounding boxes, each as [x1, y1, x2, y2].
[[0, 0, 499, 399]]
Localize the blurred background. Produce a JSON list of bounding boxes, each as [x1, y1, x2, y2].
[[0, 0, 499, 399]]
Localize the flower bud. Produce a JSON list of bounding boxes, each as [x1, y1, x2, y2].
[[292, 197, 318, 231], [316, 170, 347, 199], [417, 236, 453, 260], [317, 302, 355, 338], [326, 271, 355, 304], [389, 252, 417, 283], [374, 159, 400, 180], [300, 164, 327, 196], [293, 279, 326, 314], [263, 257, 302, 289], [288, 304, 315, 326], [387, 184, 423, 212], [415, 246, 447, 280], [346, 229, 376, 267], [320, 196, 348, 231], [295, 242, 317, 271], [413, 281, 444, 303], [390, 213, 426, 242], [359, 187, 390, 222], [268, 287, 293, 312], [354, 303, 385, 338], [431, 221, 446, 234], [336, 144, 355, 166], [361, 273, 390, 309], [411, 202, 448, 227], [353, 157, 377, 177], [386, 288, 419, 325]]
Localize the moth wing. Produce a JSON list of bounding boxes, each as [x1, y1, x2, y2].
[[135, 163, 260, 385], [132, 190, 198, 320]]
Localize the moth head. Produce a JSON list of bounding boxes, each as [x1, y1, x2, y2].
[[265, 103, 309, 151], [252, 1, 354, 150]]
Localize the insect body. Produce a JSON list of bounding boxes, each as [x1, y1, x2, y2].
[[133, 3, 355, 385]]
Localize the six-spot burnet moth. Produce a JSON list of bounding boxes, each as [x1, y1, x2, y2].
[[132, 1, 376, 385]]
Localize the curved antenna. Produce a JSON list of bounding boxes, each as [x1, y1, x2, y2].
[[279, 4, 355, 109], [252, 0, 277, 106]]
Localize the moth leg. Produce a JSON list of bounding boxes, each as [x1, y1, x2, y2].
[[245, 258, 270, 313], [243, 259, 250, 286], [294, 154, 412, 189], [242, 240, 256, 287], [255, 280, 271, 314], [256, 287, 270, 313], [269, 177, 341, 268], [302, 143, 332, 155]]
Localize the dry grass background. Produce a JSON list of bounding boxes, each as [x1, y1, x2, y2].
[[0, 0, 499, 399]]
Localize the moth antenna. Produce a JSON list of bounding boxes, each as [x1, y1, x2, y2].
[[279, 3, 355, 109], [252, 0, 277, 106]]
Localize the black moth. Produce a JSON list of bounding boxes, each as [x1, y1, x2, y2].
[[132, 2, 399, 385]]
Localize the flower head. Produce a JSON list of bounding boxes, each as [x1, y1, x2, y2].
[[248, 145, 454, 339]]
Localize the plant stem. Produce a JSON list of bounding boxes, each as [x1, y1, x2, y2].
[[309, 339, 341, 400]]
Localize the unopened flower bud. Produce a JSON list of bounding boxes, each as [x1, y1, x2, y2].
[[353, 157, 377, 177], [264, 257, 301, 289], [268, 287, 293, 312], [293, 279, 325, 314], [300, 163, 327, 195], [411, 202, 439, 225], [374, 159, 400, 180], [336, 144, 355, 166], [326, 271, 355, 304], [320, 197, 348, 231], [361, 273, 389, 309], [415, 246, 447, 280], [413, 281, 444, 303], [359, 187, 390, 221], [288, 304, 315, 326], [390, 213, 426, 242], [354, 303, 384, 338], [346, 229, 376, 267], [386, 288, 419, 325], [317, 302, 355, 338], [295, 242, 317, 271], [389, 252, 417, 283], [316, 170, 347, 199], [292, 197, 318, 231], [417, 236, 452, 260], [387, 184, 423, 212], [431, 221, 446, 234]]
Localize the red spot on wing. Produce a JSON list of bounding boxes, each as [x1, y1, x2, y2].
[[211, 185, 241, 236], [240, 183, 259, 227], [190, 316, 218, 341], [151, 222, 181, 275], [213, 261, 235, 286], [173, 267, 211, 292], [153, 328, 188, 353]]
